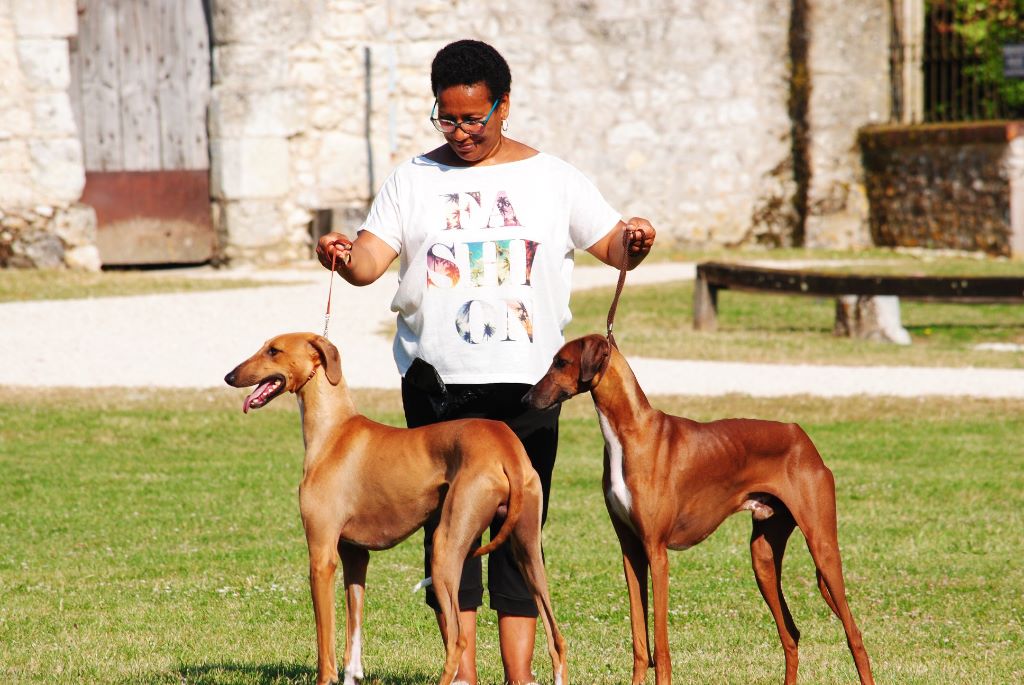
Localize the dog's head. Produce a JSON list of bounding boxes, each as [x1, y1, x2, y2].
[[224, 332, 342, 413], [522, 334, 611, 410]]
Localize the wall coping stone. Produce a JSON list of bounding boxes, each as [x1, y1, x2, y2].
[[860, 121, 1024, 148]]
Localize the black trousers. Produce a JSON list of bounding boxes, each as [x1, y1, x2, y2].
[[401, 373, 560, 617]]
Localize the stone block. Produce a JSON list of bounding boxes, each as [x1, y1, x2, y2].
[[220, 199, 287, 248], [834, 295, 911, 345], [17, 228, 64, 268], [288, 59, 327, 88], [16, 38, 70, 90], [31, 92, 76, 135], [211, 0, 312, 46], [0, 95, 34, 138], [212, 45, 289, 87], [319, 42, 364, 84], [805, 212, 871, 250], [0, 138, 30, 172], [54, 202, 97, 246], [210, 137, 290, 200], [64, 244, 101, 271], [316, 131, 367, 195], [12, 0, 77, 38], [209, 88, 307, 138], [321, 8, 366, 39], [0, 172, 35, 204], [29, 137, 85, 202]]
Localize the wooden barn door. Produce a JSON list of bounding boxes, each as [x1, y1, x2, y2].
[[70, 0, 213, 265]]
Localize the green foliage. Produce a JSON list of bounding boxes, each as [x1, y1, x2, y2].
[[937, 0, 1024, 116]]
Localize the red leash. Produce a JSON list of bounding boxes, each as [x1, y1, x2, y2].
[[606, 226, 646, 349]]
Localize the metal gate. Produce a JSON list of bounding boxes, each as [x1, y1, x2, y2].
[[69, 0, 213, 265], [890, 0, 1008, 124]]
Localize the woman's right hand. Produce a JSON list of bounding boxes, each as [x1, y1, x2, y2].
[[316, 232, 353, 272]]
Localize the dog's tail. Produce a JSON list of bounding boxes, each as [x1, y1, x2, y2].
[[472, 436, 527, 558]]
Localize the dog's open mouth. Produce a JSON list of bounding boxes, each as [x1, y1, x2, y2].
[[242, 375, 285, 413]]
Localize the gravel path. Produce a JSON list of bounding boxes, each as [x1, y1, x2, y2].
[[2, 262, 1022, 398]]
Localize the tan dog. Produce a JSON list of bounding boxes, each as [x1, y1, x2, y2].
[[225, 332, 567, 685], [523, 334, 874, 685]]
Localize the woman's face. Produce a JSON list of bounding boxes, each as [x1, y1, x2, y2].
[[435, 82, 508, 164]]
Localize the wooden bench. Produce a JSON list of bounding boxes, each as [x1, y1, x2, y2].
[[693, 261, 1024, 331]]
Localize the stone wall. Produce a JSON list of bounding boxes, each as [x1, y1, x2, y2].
[[804, 0, 890, 249], [209, 0, 893, 265], [0, 0, 893, 269], [860, 123, 1024, 257], [0, 0, 96, 270]]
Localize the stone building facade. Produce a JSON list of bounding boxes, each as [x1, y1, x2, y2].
[[0, 0, 97, 270], [209, 0, 891, 265], [2, 0, 893, 269]]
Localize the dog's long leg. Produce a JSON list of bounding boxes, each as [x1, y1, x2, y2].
[[508, 488, 568, 685], [339, 543, 369, 685], [609, 515, 651, 685], [309, 542, 340, 685], [749, 504, 800, 685], [646, 544, 672, 685], [431, 477, 501, 685], [429, 526, 471, 685], [796, 488, 875, 685]]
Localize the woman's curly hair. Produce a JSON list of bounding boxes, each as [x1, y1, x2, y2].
[[430, 39, 511, 99]]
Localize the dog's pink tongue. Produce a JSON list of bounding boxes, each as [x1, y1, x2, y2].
[[242, 381, 274, 414]]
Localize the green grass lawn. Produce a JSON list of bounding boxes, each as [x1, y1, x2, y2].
[[2, 389, 1022, 684], [567, 279, 1024, 368], [0, 268, 281, 302]]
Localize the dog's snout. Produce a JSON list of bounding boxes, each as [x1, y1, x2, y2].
[[522, 384, 559, 410]]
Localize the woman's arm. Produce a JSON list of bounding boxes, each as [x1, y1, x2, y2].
[[586, 217, 657, 270], [315, 230, 399, 286]]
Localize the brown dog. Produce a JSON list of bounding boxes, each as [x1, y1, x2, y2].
[[523, 334, 874, 685], [225, 332, 567, 685]]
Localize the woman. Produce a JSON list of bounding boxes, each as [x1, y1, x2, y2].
[[316, 39, 656, 685]]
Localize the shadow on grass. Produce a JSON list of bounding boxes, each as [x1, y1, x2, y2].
[[175, 662, 437, 685]]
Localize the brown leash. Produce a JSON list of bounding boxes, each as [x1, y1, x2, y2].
[[606, 226, 646, 349], [323, 249, 337, 337], [321, 238, 352, 338]]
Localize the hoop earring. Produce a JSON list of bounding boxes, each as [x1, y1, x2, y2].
[[501, 119, 509, 132]]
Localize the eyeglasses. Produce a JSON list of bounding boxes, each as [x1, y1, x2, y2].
[[430, 98, 500, 135]]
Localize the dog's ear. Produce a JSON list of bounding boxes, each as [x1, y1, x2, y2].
[[579, 336, 611, 385], [309, 335, 342, 385]]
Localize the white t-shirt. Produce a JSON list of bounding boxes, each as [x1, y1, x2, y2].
[[362, 152, 621, 384]]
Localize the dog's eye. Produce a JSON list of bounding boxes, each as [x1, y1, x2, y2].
[[267, 347, 280, 357], [553, 358, 568, 369]]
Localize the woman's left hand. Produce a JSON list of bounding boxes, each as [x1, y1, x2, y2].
[[623, 217, 656, 258]]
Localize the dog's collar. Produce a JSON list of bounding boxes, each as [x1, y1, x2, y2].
[[292, 367, 317, 393]]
